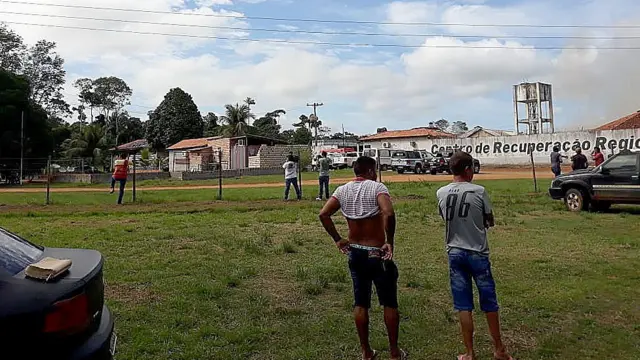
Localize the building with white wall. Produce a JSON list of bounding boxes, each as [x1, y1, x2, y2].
[[360, 111, 640, 165]]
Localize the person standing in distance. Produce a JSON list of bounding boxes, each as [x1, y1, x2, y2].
[[550, 146, 567, 177], [110, 153, 129, 205], [282, 154, 301, 201], [570, 147, 589, 171], [316, 151, 332, 201], [592, 146, 605, 167], [319, 156, 406, 360], [436, 152, 512, 360]]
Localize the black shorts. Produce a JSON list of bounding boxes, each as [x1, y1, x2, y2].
[[348, 247, 399, 309]]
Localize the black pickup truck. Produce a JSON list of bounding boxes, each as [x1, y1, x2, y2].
[[549, 150, 640, 212], [429, 152, 481, 175]]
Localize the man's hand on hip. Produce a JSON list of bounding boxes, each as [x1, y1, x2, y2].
[[381, 243, 393, 260], [336, 239, 350, 254]]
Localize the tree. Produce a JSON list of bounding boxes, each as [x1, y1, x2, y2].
[[219, 103, 255, 137], [291, 126, 313, 145], [294, 113, 323, 145], [450, 121, 468, 134], [72, 104, 87, 124], [146, 87, 204, 151], [61, 123, 108, 166], [106, 112, 145, 145], [330, 131, 358, 141], [74, 78, 99, 122], [203, 112, 220, 137], [0, 24, 25, 73], [22, 40, 69, 117], [253, 109, 285, 139], [0, 69, 53, 161], [435, 119, 449, 131]]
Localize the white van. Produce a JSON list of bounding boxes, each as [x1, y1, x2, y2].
[[362, 148, 392, 170]]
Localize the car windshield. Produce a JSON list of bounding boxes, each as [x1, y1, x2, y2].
[[0, 229, 43, 275]]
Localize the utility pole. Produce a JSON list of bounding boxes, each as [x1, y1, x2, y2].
[[342, 124, 346, 149], [20, 111, 24, 185], [306, 102, 323, 150]]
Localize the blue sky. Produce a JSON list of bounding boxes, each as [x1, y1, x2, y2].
[[3, 0, 640, 135]]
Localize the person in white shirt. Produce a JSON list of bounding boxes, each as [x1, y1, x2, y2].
[[282, 155, 301, 200]]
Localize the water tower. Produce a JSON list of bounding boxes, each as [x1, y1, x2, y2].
[[513, 82, 554, 134]]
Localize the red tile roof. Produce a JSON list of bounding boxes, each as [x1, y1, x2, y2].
[[167, 137, 219, 150], [360, 127, 455, 141], [112, 139, 149, 152], [596, 111, 640, 131]]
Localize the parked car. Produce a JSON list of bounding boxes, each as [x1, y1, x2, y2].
[[361, 148, 393, 170], [0, 227, 116, 359], [429, 152, 481, 175], [548, 150, 640, 212], [391, 150, 428, 174], [330, 152, 359, 169]]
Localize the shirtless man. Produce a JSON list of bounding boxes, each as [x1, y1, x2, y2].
[[319, 156, 405, 360]]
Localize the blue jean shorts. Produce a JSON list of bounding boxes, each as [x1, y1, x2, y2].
[[448, 247, 499, 313]]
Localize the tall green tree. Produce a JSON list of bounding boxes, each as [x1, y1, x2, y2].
[[106, 112, 145, 145], [0, 24, 25, 73], [22, 40, 69, 117], [450, 121, 468, 134], [435, 119, 449, 131], [203, 112, 220, 137], [253, 109, 285, 139], [219, 103, 255, 137], [0, 69, 53, 160], [146, 87, 204, 151]]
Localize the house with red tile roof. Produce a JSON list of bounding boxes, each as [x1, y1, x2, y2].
[[359, 125, 455, 152], [595, 110, 640, 131]]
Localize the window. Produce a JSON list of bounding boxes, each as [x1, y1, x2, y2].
[[380, 150, 390, 157], [0, 230, 43, 275], [392, 151, 407, 158], [346, 152, 358, 158], [603, 154, 639, 172]]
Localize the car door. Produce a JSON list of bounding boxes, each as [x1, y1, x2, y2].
[[591, 153, 640, 202]]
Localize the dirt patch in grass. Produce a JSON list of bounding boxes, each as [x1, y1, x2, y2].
[[105, 282, 162, 306]]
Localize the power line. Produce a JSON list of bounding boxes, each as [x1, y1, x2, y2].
[[2, 0, 640, 29], [3, 10, 640, 40], [5, 21, 640, 50]]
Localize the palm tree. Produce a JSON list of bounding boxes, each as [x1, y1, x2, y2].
[[220, 103, 255, 137], [62, 123, 109, 167], [294, 114, 322, 146]]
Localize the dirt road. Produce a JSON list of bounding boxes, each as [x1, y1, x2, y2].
[[0, 169, 553, 194]]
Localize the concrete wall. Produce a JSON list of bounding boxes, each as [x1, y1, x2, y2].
[[173, 167, 283, 180], [256, 145, 310, 168], [53, 172, 171, 184], [362, 129, 640, 165]]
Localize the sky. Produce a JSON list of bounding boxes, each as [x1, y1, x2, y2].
[[3, 0, 640, 135]]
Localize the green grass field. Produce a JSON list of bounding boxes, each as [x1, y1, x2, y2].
[[2, 179, 639, 359]]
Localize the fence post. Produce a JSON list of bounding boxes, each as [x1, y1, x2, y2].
[[529, 145, 538, 192], [46, 155, 51, 205], [217, 148, 223, 200], [297, 149, 303, 198], [132, 153, 137, 202], [377, 154, 382, 183]]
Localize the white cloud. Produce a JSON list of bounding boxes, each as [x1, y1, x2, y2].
[[4, 0, 640, 131]]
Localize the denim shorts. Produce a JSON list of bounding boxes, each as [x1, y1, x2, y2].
[[348, 247, 398, 309], [448, 247, 499, 313]]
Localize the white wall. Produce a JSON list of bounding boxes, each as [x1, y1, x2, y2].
[[362, 129, 640, 165]]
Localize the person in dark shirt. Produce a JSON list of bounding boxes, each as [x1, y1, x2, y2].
[[570, 148, 589, 170], [550, 146, 567, 177]]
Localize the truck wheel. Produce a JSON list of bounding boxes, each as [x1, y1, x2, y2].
[[430, 169, 437, 175], [474, 164, 480, 174], [590, 201, 612, 212], [414, 165, 422, 174], [564, 188, 588, 212], [446, 169, 452, 175], [397, 169, 405, 174]]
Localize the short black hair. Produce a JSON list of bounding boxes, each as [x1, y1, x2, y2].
[[594, 146, 600, 151], [553, 146, 560, 152], [287, 154, 295, 162], [321, 151, 327, 157], [449, 151, 473, 175], [353, 156, 376, 176]]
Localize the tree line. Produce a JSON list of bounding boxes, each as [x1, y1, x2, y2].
[[1, 25, 356, 172]]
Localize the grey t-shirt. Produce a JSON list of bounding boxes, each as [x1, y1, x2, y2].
[[318, 157, 332, 177], [436, 182, 493, 255], [550, 151, 563, 166]]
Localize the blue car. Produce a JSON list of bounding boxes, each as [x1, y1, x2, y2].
[[0, 228, 116, 359]]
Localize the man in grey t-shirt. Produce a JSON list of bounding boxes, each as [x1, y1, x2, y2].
[[316, 151, 332, 201], [436, 151, 512, 360]]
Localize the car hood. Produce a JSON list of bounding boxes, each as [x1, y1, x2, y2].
[[554, 168, 594, 183]]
